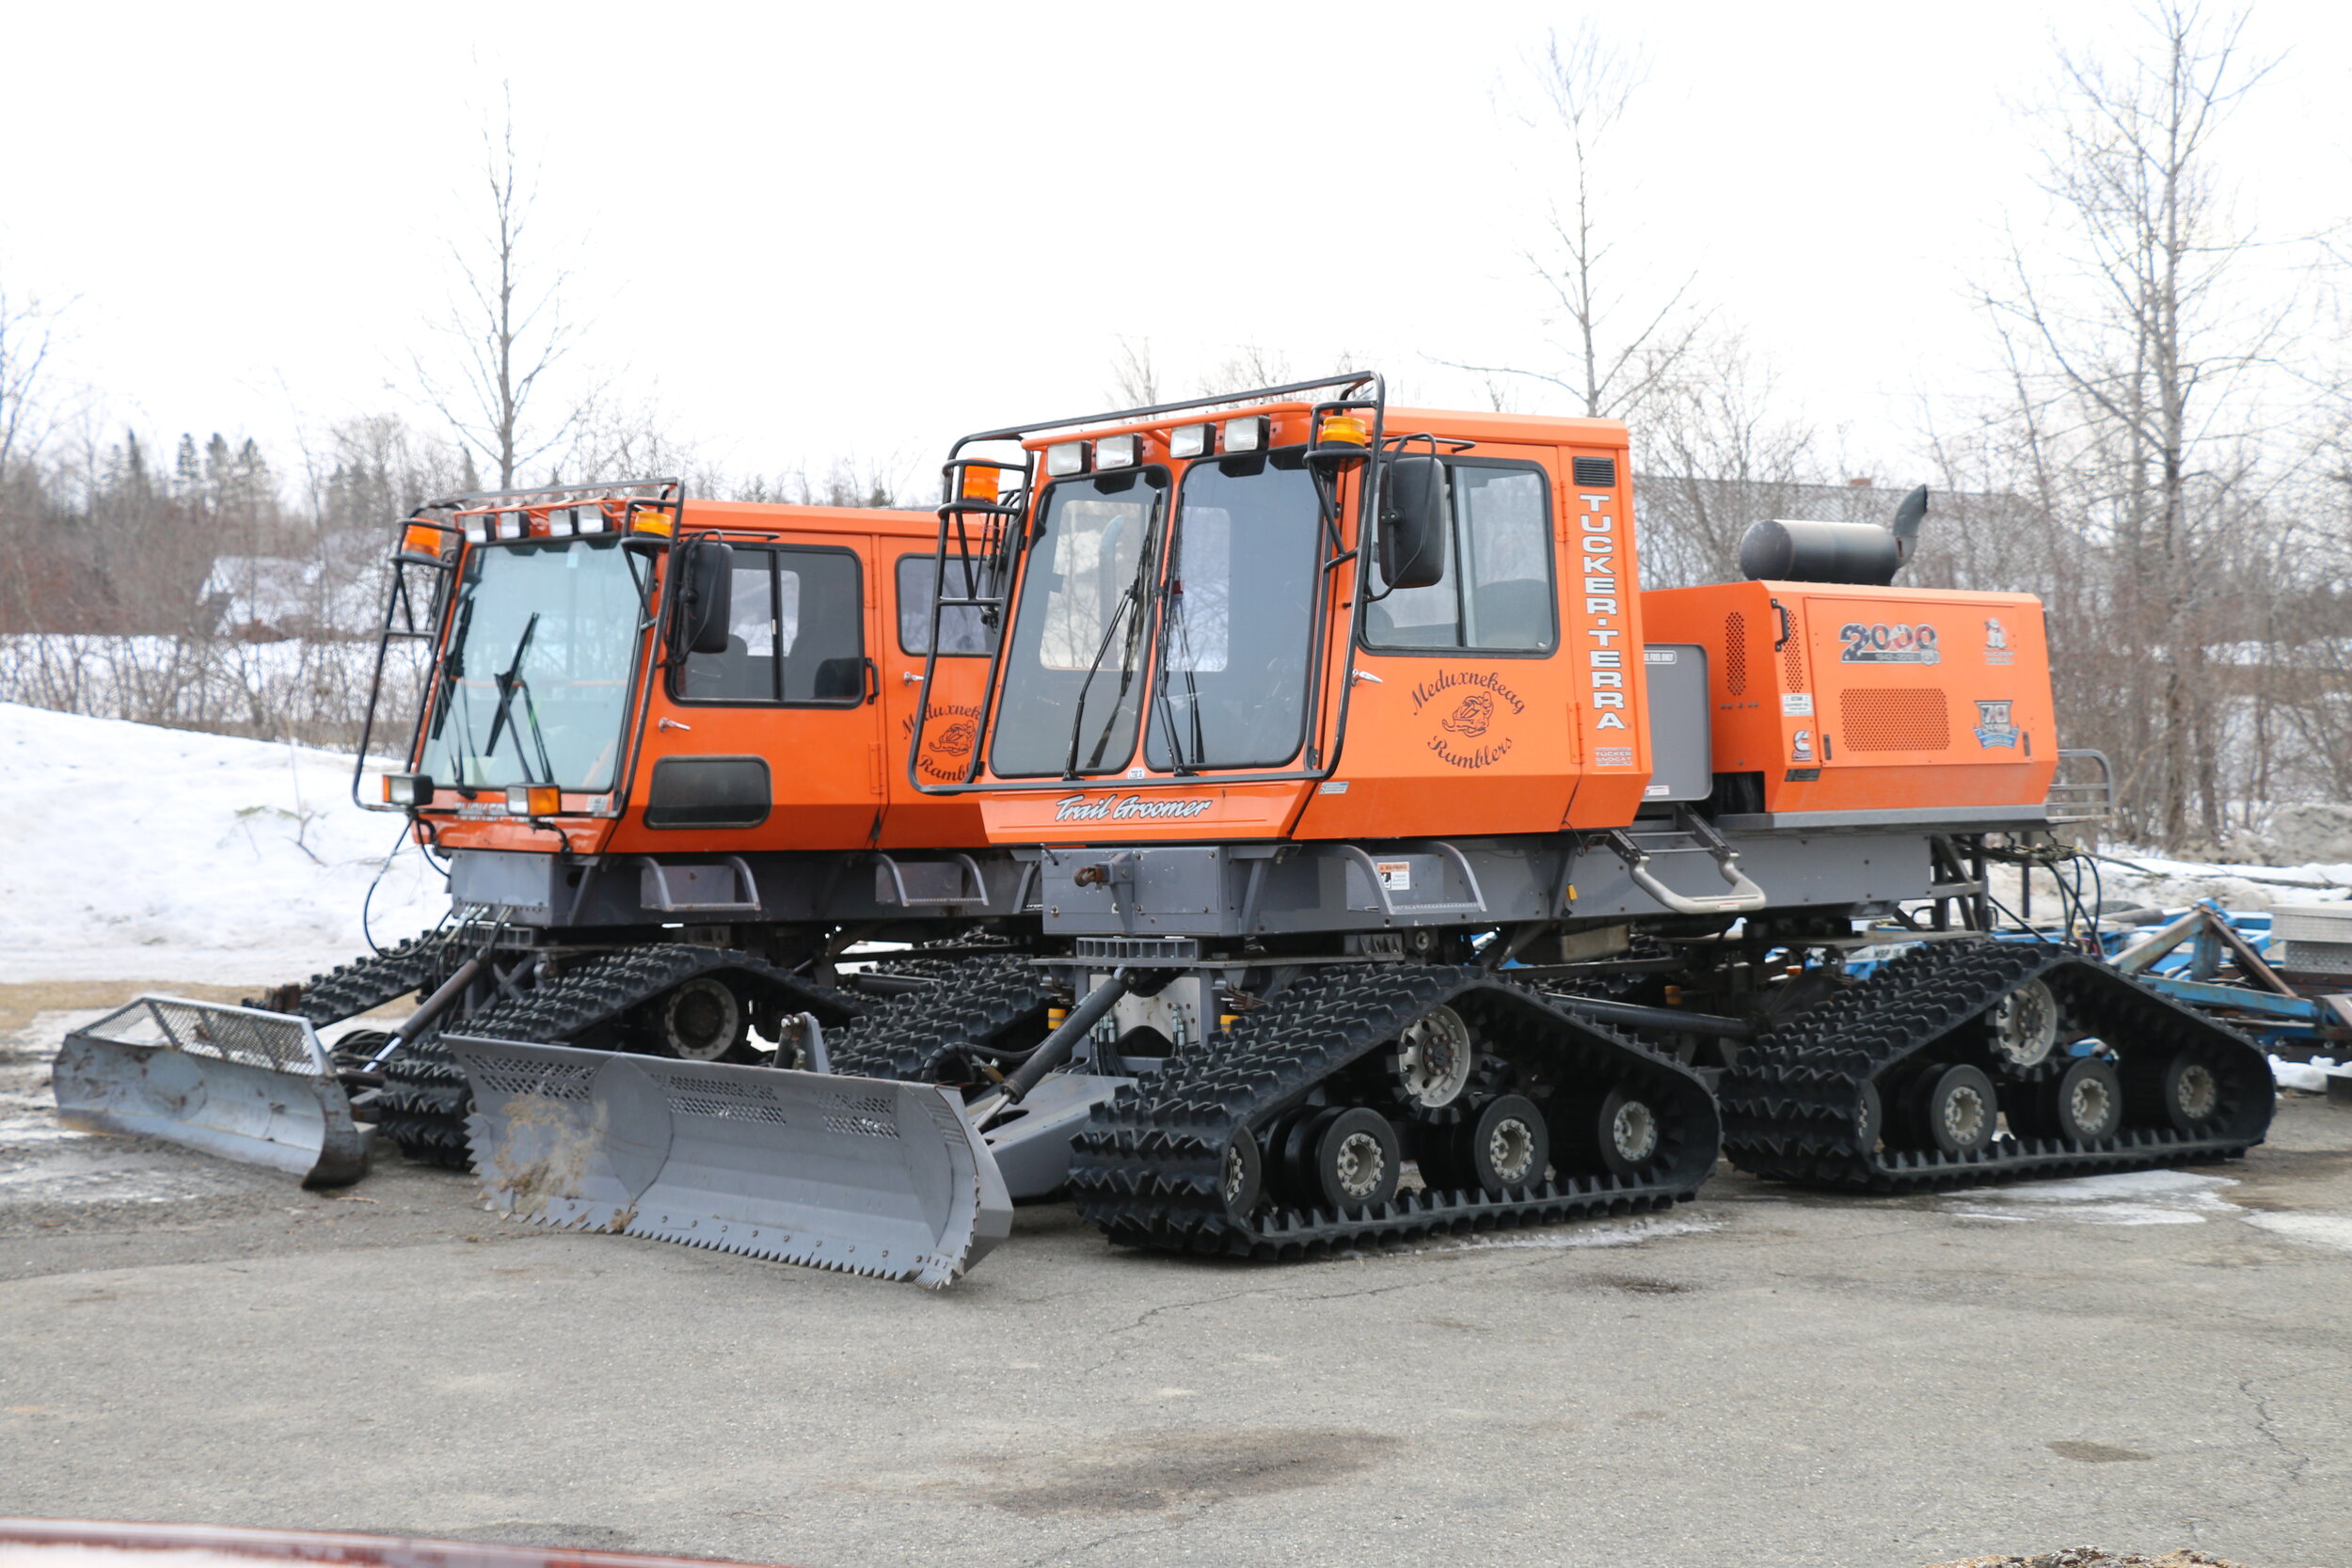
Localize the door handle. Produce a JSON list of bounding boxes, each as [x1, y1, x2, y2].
[[863, 657, 880, 705], [1771, 598, 1791, 650]]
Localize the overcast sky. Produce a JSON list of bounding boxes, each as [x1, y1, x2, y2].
[[6, 1, 2346, 497]]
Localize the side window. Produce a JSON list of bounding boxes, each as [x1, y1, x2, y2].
[[896, 554, 998, 657], [677, 547, 866, 704], [1362, 462, 1558, 655]]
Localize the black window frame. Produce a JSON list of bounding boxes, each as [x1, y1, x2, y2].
[[985, 466, 1171, 780], [894, 551, 1000, 658], [668, 542, 867, 708], [1142, 445, 1325, 773], [1358, 456, 1561, 660]]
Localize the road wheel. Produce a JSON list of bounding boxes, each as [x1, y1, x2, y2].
[[2131, 1044, 2225, 1133], [651, 975, 752, 1062], [1464, 1093, 1549, 1194], [1555, 1086, 1662, 1178], [1308, 1107, 1401, 1212], [1915, 1063, 1998, 1156], [2049, 1056, 2122, 1142], [1984, 979, 2061, 1075], [1386, 1005, 1478, 1117]]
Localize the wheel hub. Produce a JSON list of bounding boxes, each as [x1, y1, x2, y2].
[[2068, 1075, 2112, 1132], [1988, 980, 2060, 1070], [662, 977, 740, 1061], [1394, 1006, 1475, 1109], [2176, 1062, 2218, 1120], [1223, 1142, 1248, 1203], [1942, 1085, 1989, 1146], [1333, 1131, 1387, 1201], [1487, 1118, 1538, 1184], [1611, 1101, 1658, 1164]]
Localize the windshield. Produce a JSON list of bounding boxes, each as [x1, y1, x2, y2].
[[421, 536, 644, 792], [988, 470, 1165, 777], [1148, 451, 1322, 770]]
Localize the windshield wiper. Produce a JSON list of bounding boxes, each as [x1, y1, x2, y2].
[[483, 612, 543, 780], [1150, 573, 1202, 775], [1062, 514, 1159, 778]]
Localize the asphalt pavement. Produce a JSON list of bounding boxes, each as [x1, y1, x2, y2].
[[3, 1000, 2348, 1568]]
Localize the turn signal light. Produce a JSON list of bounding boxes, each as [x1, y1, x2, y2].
[[506, 784, 561, 816]]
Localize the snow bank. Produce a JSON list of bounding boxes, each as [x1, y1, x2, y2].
[[0, 703, 445, 983]]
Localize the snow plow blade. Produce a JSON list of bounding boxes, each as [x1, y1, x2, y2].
[[52, 997, 370, 1188], [444, 1036, 1013, 1288]]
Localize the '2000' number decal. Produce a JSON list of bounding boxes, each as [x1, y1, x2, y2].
[[1839, 621, 1940, 664]]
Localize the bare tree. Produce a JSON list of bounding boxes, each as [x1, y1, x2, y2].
[[1977, 2, 2288, 847], [413, 87, 596, 489], [1108, 337, 1162, 406], [1447, 23, 1703, 420], [1633, 332, 1820, 586], [0, 277, 66, 482]]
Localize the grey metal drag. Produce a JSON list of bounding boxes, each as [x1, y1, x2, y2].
[[445, 1036, 1012, 1288], [53, 997, 369, 1187]]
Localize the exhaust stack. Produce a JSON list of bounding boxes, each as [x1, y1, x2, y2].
[[1738, 483, 1930, 586]]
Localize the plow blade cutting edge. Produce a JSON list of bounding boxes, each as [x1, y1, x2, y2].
[[53, 997, 370, 1187], [445, 1036, 1013, 1288]]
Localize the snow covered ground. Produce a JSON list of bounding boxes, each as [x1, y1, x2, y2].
[[0, 703, 444, 984]]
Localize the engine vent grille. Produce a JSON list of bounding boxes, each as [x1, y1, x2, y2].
[[1724, 613, 1748, 697], [1839, 689, 1951, 752], [1571, 456, 1617, 487]]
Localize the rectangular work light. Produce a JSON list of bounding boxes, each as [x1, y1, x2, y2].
[[1094, 435, 1139, 470], [506, 784, 561, 816], [1169, 423, 1213, 459], [1223, 415, 1266, 453], [495, 510, 527, 540], [382, 773, 434, 806], [1043, 440, 1090, 478]]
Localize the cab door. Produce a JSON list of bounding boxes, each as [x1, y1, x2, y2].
[[618, 535, 887, 850], [877, 547, 993, 847]]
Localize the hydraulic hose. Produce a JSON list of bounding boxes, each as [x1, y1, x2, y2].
[[997, 967, 1136, 1105]]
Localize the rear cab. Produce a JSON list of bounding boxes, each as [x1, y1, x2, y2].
[[363, 485, 993, 928]]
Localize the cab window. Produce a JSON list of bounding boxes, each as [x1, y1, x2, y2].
[[897, 553, 998, 657], [1362, 461, 1556, 654], [676, 546, 865, 705]]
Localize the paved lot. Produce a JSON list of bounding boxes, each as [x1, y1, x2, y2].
[[4, 993, 2349, 1568]]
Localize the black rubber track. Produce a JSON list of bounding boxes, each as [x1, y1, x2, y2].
[[1719, 938, 2273, 1191], [256, 930, 460, 1027], [377, 1037, 472, 1168], [826, 955, 1058, 1082], [377, 944, 860, 1169], [1068, 963, 1720, 1260]]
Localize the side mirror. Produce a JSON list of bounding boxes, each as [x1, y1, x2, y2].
[[1378, 456, 1448, 590], [675, 538, 736, 656]]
